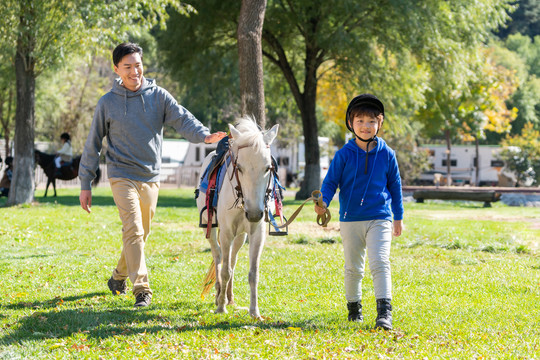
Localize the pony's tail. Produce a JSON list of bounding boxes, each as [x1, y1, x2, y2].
[[201, 259, 216, 300], [92, 167, 102, 187]]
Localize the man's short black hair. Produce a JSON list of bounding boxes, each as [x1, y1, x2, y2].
[[113, 43, 143, 67]]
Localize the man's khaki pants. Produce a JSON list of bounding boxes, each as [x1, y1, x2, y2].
[[109, 178, 160, 296]]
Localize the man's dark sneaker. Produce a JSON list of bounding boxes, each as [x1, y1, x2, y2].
[[107, 276, 128, 295], [134, 292, 152, 307]]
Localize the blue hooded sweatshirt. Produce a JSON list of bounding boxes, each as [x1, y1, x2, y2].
[[321, 138, 403, 222], [79, 77, 210, 190]]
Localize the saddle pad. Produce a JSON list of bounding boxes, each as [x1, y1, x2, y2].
[[199, 157, 230, 198]]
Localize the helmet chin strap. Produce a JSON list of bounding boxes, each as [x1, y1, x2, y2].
[[353, 130, 378, 174]]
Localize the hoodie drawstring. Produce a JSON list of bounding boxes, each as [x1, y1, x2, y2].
[[361, 145, 379, 206], [123, 92, 147, 115], [364, 138, 374, 174], [343, 146, 360, 219], [140, 94, 146, 112]]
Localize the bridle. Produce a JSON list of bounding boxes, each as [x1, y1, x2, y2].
[[227, 139, 275, 215]]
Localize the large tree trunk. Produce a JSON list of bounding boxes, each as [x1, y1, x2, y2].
[[295, 47, 320, 200], [237, 0, 267, 128], [8, 10, 36, 206], [296, 93, 321, 200], [2, 87, 14, 156]]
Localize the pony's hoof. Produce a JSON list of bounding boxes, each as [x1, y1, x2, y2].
[[227, 300, 236, 306], [249, 309, 262, 320], [215, 307, 228, 314]]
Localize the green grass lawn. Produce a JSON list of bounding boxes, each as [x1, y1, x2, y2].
[[1, 187, 539, 359]]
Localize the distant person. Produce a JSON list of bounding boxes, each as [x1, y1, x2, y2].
[[0, 156, 13, 197], [55, 132, 73, 169], [78, 42, 226, 308], [314, 94, 403, 330]]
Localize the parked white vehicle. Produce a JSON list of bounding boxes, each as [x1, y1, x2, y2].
[[416, 144, 514, 186]]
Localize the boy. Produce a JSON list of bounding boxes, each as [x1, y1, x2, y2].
[[315, 94, 403, 330]]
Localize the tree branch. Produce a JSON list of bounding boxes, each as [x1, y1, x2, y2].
[[262, 28, 303, 110]]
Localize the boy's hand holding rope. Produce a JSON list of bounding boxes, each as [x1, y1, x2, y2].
[[274, 190, 331, 228]]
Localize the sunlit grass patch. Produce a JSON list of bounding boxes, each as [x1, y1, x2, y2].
[[1, 187, 539, 358]]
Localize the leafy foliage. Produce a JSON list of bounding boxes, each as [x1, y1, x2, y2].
[[499, 122, 540, 185], [496, 0, 540, 39]]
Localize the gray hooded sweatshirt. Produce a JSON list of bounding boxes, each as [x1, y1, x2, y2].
[[79, 77, 210, 190]]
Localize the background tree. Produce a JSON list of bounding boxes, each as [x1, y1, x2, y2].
[[497, 0, 540, 39], [503, 34, 540, 134], [0, 51, 15, 158], [457, 48, 518, 185], [498, 122, 540, 185]]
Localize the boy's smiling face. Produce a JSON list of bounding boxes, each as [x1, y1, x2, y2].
[[350, 114, 383, 141]]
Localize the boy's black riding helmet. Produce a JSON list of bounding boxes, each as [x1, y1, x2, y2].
[[345, 93, 385, 132]]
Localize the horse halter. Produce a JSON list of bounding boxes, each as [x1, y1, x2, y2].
[[227, 139, 274, 211]]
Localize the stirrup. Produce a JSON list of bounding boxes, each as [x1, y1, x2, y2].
[[268, 216, 288, 236], [199, 206, 218, 228]]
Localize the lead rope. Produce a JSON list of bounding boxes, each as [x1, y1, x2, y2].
[[272, 190, 331, 228]]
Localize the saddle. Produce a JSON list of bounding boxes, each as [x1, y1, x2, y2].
[[197, 137, 230, 238], [55, 162, 74, 177]]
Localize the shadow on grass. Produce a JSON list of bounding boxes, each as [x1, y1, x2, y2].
[[1, 295, 360, 344], [0, 254, 54, 261], [4, 292, 109, 311], [31, 193, 198, 208]]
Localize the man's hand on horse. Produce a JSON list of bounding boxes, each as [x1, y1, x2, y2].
[[205, 131, 227, 144], [314, 202, 327, 216], [80, 190, 92, 214]]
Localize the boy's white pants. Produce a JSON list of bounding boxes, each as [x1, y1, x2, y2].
[[340, 220, 393, 302]]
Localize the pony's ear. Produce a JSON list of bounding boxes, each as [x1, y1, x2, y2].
[[263, 124, 279, 145], [228, 123, 241, 139]]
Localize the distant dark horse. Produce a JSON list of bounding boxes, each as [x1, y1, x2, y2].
[[34, 150, 101, 197]]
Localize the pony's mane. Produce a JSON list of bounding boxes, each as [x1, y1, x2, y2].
[[232, 116, 267, 155]]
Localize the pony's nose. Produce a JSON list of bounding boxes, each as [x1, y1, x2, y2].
[[245, 210, 264, 223]]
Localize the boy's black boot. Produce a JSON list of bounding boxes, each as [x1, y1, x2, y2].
[[347, 301, 363, 322], [375, 298, 393, 330]]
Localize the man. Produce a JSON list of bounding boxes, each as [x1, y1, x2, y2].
[[79, 43, 226, 307]]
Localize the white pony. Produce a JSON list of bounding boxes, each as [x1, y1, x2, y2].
[[197, 117, 279, 319]]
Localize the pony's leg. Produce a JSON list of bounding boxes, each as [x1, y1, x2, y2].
[[215, 229, 233, 314], [208, 227, 222, 306], [248, 223, 266, 319], [44, 178, 50, 197], [227, 233, 247, 306], [52, 179, 57, 197]]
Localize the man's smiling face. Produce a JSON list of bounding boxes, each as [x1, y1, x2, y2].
[[114, 52, 144, 92]]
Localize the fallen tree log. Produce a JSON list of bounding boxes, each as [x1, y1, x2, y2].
[[413, 190, 501, 207]]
